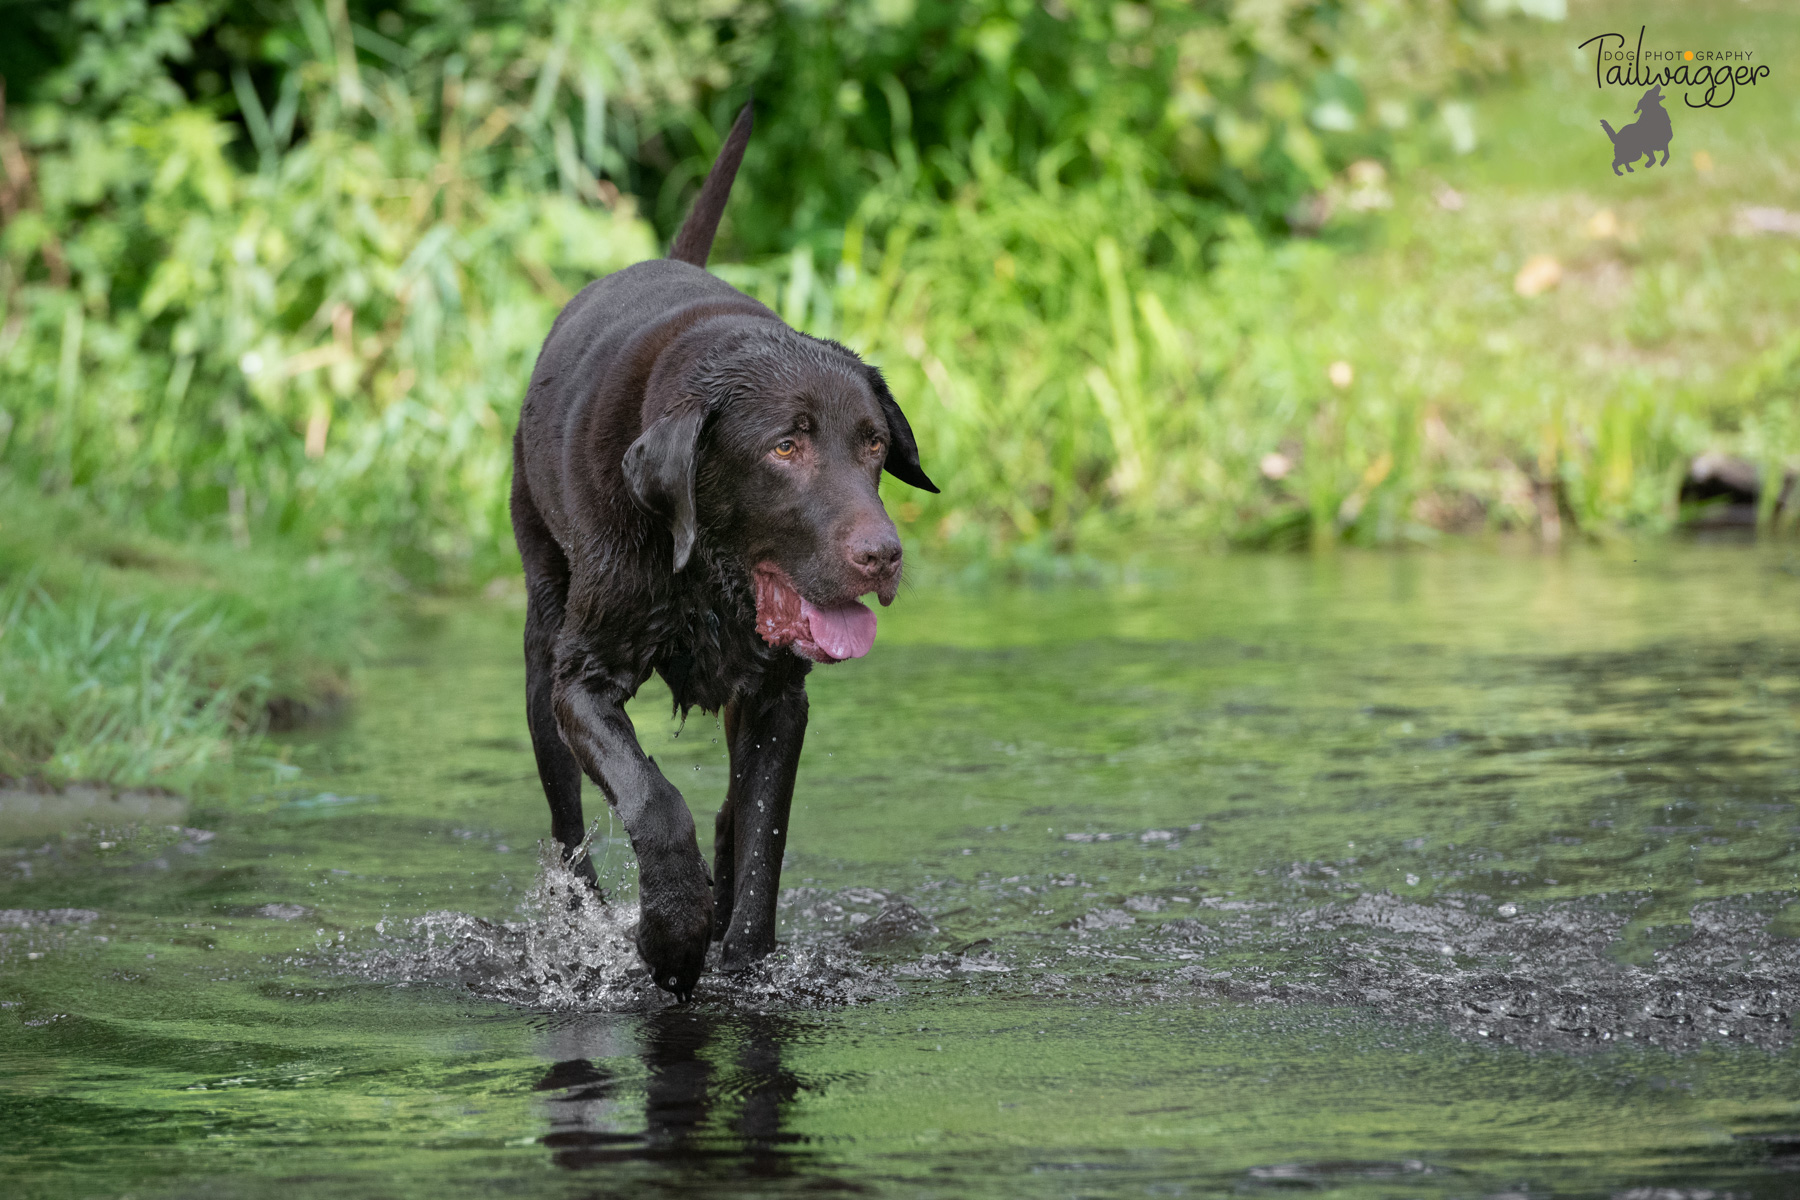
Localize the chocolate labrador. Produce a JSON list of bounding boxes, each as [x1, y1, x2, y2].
[[509, 100, 936, 1000]]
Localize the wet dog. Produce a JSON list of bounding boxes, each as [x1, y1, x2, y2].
[[509, 101, 936, 1000], [1600, 84, 1672, 175]]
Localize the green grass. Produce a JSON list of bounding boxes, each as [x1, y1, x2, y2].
[[1355, 0, 1800, 537], [0, 474, 375, 790], [726, 0, 1800, 553]]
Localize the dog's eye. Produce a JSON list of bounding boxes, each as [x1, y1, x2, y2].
[[773, 440, 796, 459], [868, 436, 885, 454]]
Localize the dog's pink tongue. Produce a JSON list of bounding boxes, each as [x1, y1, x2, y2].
[[800, 598, 877, 661]]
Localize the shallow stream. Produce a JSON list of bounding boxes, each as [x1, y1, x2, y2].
[[6, 544, 1800, 1198]]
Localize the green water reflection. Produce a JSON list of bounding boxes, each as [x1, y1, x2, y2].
[[4, 545, 1800, 1197]]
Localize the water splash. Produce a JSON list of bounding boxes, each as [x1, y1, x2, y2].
[[360, 843, 892, 1011], [1163, 890, 1800, 1052]]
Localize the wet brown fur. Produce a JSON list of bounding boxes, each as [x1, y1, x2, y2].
[[508, 100, 935, 999]]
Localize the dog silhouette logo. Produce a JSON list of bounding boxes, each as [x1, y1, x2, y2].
[[1599, 84, 1673, 175]]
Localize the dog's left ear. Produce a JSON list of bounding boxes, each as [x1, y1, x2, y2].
[[865, 368, 939, 493], [623, 405, 708, 571]]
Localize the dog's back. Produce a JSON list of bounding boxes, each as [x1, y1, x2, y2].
[[514, 101, 772, 556]]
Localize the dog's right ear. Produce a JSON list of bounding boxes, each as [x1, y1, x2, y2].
[[623, 406, 708, 571]]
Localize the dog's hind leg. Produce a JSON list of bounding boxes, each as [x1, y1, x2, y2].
[[513, 477, 597, 888], [1659, 148, 1669, 166], [717, 666, 809, 971], [711, 699, 743, 941]]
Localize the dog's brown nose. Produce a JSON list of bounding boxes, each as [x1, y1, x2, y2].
[[845, 514, 903, 608], [848, 531, 902, 578]]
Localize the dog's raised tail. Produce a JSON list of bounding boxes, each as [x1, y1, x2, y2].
[[1599, 118, 1619, 144], [668, 97, 754, 268]]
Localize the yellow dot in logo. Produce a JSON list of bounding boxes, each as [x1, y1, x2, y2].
[[1684, 50, 1694, 60]]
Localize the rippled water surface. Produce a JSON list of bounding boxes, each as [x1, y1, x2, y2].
[[6, 545, 1800, 1198]]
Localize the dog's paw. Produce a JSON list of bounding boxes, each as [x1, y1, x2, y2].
[[717, 916, 777, 974], [634, 849, 715, 1001], [717, 938, 770, 975]]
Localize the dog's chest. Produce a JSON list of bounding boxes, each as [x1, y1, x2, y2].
[[653, 592, 777, 713]]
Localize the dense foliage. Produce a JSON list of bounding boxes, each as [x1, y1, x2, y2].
[[0, 0, 1537, 580]]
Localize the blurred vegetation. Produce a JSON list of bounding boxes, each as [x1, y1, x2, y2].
[[0, 0, 1543, 585], [3, 0, 1799, 784]]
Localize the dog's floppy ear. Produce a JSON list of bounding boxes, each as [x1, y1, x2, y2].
[[865, 368, 938, 493], [623, 405, 708, 571]]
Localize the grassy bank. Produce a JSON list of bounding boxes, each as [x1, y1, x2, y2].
[[744, 0, 1800, 552], [0, 475, 372, 790]]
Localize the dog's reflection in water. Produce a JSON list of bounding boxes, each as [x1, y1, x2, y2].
[[535, 1010, 811, 1177]]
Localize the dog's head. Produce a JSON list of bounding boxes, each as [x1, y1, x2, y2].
[[1637, 84, 1663, 112], [622, 327, 935, 663]]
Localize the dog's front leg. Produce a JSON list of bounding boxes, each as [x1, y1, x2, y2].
[[552, 671, 713, 1000], [718, 676, 809, 971]]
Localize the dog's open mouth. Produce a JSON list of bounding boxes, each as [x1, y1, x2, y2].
[[752, 565, 877, 664]]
